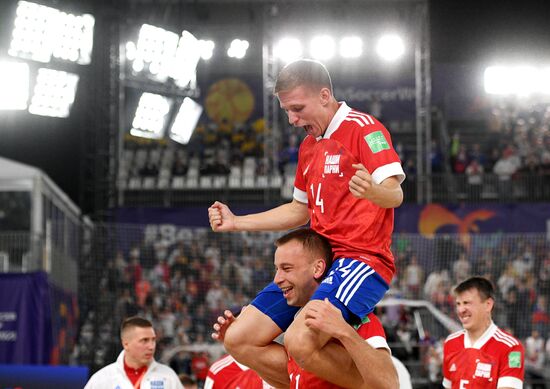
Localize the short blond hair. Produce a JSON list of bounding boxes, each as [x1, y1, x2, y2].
[[274, 59, 333, 94]]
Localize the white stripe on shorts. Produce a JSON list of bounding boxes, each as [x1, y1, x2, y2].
[[343, 268, 375, 306], [336, 262, 372, 304]]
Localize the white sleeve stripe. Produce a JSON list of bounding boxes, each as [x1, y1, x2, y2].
[[366, 336, 390, 352], [442, 377, 452, 388], [371, 162, 406, 185], [293, 187, 308, 203], [204, 377, 214, 389], [497, 376, 523, 388], [344, 117, 366, 127]]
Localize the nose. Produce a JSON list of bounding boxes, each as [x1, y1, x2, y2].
[[274, 270, 283, 286], [287, 111, 299, 126]]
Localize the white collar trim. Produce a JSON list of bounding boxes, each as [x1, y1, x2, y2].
[[321, 102, 351, 140], [464, 322, 497, 349]]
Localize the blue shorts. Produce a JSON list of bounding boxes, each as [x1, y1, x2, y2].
[[311, 258, 389, 324], [250, 282, 300, 332], [251, 258, 388, 328]]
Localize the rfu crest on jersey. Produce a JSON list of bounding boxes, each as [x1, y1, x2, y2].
[[324, 154, 341, 174], [474, 362, 492, 378]]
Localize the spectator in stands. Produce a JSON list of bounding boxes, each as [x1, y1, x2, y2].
[[179, 373, 198, 389], [172, 156, 188, 176], [84, 316, 183, 389], [402, 254, 424, 299], [493, 146, 519, 200], [465, 158, 484, 201]]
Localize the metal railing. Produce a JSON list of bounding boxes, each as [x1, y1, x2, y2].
[[118, 172, 550, 206]]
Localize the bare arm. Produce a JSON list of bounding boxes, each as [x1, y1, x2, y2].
[[304, 299, 399, 389], [208, 199, 309, 232], [349, 164, 403, 208]]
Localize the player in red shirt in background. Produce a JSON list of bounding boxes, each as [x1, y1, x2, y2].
[[204, 354, 274, 389], [443, 277, 524, 389], [212, 228, 398, 389], [208, 59, 404, 388]]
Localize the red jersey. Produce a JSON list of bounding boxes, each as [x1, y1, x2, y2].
[[294, 102, 404, 284], [287, 312, 389, 389], [443, 323, 524, 389], [204, 354, 273, 389]]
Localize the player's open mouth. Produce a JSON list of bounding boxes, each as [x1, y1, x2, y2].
[[281, 286, 293, 298]]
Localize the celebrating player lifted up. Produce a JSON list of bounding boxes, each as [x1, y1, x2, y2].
[[208, 58, 405, 387]]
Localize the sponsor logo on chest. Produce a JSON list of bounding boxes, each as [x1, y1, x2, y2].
[[150, 379, 165, 388], [324, 154, 341, 174], [474, 361, 492, 378]]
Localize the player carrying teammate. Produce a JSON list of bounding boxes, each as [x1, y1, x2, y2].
[[208, 59, 404, 387]]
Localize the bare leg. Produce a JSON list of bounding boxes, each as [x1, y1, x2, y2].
[[223, 306, 289, 388], [284, 301, 364, 389]]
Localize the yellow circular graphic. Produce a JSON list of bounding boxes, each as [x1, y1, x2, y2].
[[205, 78, 255, 125]]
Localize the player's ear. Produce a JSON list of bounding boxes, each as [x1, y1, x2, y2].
[[485, 297, 494, 313], [313, 258, 326, 280], [319, 87, 331, 106]]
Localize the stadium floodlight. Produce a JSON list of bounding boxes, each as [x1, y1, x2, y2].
[[169, 97, 203, 145], [28, 68, 79, 118], [0, 61, 29, 110], [9, 1, 59, 63], [310, 35, 335, 60], [130, 92, 171, 139], [198, 40, 215, 60], [484, 65, 546, 96], [274, 38, 302, 63], [133, 24, 179, 81], [340, 36, 363, 58], [170, 30, 201, 88], [227, 39, 249, 59], [376, 34, 405, 61], [9, 1, 94, 65], [541, 67, 550, 95], [52, 12, 95, 65], [126, 41, 137, 61]]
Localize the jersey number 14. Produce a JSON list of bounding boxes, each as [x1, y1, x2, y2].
[[310, 183, 325, 214]]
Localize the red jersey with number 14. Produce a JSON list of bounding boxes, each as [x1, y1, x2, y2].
[[287, 312, 389, 389], [442, 323, 524, 389], [294, 102, 405, 284]]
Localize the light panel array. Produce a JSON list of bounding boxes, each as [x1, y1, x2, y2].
[[128, 24, 201, 87], [9, 1, 94, 65], [169, 97, 203, 145], [0, 61, 29, 110], [273, 34, 405, 63], [29, 68, 79, 118], [131, 93, 171, 139]]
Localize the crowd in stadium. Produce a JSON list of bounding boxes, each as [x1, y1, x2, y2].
[[73, 223, 550, 385]]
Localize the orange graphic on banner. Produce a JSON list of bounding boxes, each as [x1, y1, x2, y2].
[[419, 204, 495, 236]]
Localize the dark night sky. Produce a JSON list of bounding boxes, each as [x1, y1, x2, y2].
[[430, 0, 550, 64], [1, 0, 550, 212]]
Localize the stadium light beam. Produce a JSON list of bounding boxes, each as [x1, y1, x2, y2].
[[310, 35, 335, 60], [169, 97, 203, 145], [0, 61, 29, 110], [340, 36, 363, 58], [29, 68, 79, 118], [376, 34, 405, 62], [227, 39, 249, 59], [484, 65, 548, 96], [198, 40, 215, 60], [274, 38, 302, 63], [130, 92, 171, 139]]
